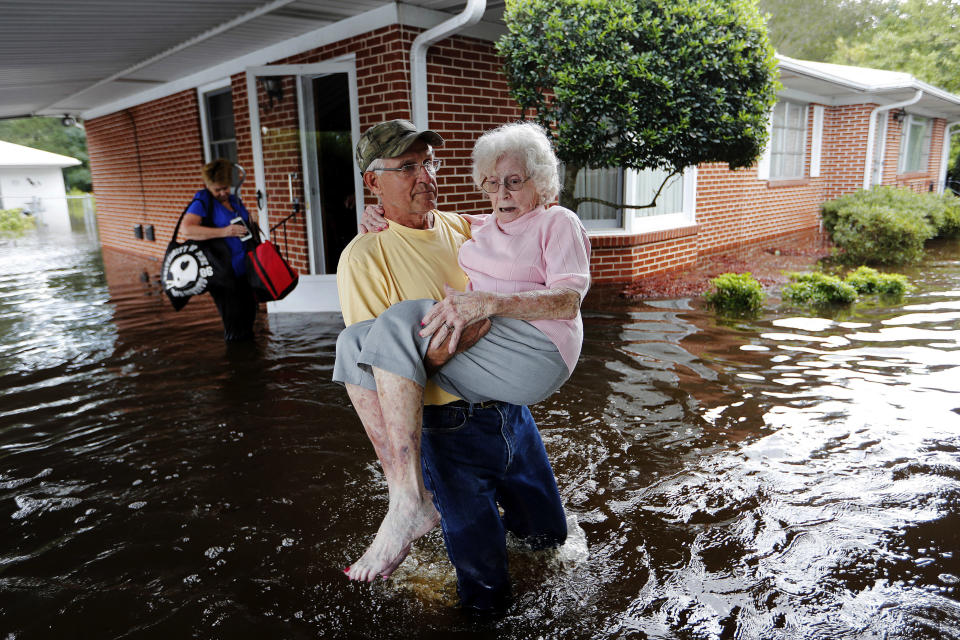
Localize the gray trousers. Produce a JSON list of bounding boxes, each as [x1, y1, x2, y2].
[[333, 299, 568, 405]]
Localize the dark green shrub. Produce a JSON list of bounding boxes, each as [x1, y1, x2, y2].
[[782, 272, 858, 305], [0, 208, 34, 236], [821, 187, 960, 264], [844, 266, 911, 298], [939, 193, 960, 238], [704, 272, 764, 313], [823, 190, 935, 265]]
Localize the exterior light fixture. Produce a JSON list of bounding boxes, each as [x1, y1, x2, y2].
[[260, 77, 284, 109]]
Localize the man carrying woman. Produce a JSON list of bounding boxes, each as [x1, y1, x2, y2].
[[333, 119, 591, 611]]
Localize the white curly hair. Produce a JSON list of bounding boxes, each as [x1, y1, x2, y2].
[[471, 121, 560, 205]]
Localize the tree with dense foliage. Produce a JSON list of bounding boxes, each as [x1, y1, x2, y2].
[[832, 0, 960, 182], [0, 117, 91, 192], [833, 0, 960, 94], [758, 0, 894, 62], [497, 0, 780, 212]]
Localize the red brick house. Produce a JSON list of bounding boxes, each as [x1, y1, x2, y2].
[[5, 2, 959, 312]]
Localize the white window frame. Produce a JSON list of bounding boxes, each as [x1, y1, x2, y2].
[[578, 165, 697, 235], [898, 114, 932, 174], [196, 78, 235, 164], [768, 100, 808, 180], [624, 166, 697, 234]]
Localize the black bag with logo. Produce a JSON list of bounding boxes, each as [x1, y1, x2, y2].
[[162, 197, 236, 311]]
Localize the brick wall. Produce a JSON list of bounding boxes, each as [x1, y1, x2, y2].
[[86, 91, 205, 260], [590, 227, 700, 282]]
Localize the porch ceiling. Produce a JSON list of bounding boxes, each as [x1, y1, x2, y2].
[[0, 0, 502, 121]]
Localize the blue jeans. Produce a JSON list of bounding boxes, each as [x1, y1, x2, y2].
[[420, 401, 567, 612]]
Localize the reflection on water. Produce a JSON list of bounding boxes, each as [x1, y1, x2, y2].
[[2, 228, 959, 639]]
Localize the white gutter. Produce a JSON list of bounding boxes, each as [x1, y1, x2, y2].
[[45, 0, 302, 115], [410, 0, 487, 130], [937, 120, 960, 194], [863, 90, 922, 189]]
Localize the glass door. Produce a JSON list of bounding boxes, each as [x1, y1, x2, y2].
[[245, 62, 363, 276]]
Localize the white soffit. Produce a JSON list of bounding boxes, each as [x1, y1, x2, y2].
[[776, 55, 960, 118], [0, 0, 505, 121]]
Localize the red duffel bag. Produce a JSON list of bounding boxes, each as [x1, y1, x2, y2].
[[243, 223, 299, 302]]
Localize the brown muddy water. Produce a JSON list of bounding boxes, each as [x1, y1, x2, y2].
[[2, 226, 960, 640]]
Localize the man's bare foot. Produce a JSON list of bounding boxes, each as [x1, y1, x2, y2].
[[345, 493, 440, 582]]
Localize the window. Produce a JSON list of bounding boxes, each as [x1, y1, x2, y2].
[[769, 100, 808, 179], [574, 167, 624, 230], [203, 87, 237, 163], [572, 165, 693, 232], [899, 115, 931, 174]]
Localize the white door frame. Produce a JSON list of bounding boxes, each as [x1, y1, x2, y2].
[[244, 60, 363, 312]]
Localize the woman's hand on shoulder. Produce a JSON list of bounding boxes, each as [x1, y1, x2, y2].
[[359, 204, 388, 234], [419, 285, 491, 353]]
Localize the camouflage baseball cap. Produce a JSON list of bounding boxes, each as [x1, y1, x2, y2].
[[355, 119, 444, 174]]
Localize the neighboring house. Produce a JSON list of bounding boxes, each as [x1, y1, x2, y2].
[[0, 140, 81, 233], [9, 4, 958, 312]]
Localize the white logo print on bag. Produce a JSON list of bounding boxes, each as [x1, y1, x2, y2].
[[163, 244, 214, 297]]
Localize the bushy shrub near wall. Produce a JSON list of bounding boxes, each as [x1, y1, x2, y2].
[[704, 272, 764, 313], [820, 187, 960, 265], [939, 195, 960, 238]]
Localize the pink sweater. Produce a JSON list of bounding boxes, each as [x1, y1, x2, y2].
[[459, 205, 591, 373]]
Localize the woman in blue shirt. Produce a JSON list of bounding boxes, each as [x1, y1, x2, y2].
[[181, 158, 259, 341]]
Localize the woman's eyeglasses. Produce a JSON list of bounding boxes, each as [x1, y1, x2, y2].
[[374, 159, 442, 177], [480, 175, 531, 193]]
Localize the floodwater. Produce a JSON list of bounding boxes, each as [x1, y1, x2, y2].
[[2, 226, 959, 640]]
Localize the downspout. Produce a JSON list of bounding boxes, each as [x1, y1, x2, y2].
[[863, 90, 922, 189], [936, 120, 960, 194], [410, 0, 487, 130]]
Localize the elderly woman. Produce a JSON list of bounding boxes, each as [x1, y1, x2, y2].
[[333, 121, 591, 581], [181, 158, 259, 341]]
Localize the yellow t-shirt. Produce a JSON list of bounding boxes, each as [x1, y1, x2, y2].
[[336, 209, 471, 405]]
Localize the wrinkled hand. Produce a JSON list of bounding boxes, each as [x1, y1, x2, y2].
[[420, 285, 491, 353], [424, 318, 491, 376], [359, 204, 389, 234]]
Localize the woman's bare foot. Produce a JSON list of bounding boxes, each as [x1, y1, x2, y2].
[[346, 492, 440, 582]]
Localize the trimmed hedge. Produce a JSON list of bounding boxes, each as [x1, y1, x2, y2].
[[820, 187, 960, 265]]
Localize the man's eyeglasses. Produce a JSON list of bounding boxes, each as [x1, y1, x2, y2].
[[480, 175, 531, 193], [374, 159, 442, 177]]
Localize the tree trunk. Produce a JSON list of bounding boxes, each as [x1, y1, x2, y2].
[[559, 162, 581, 212]]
